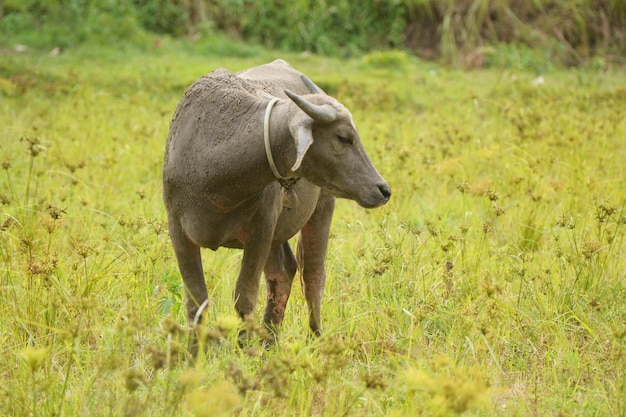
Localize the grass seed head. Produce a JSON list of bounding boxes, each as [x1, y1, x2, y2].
[[456, 182, 470, 194], [0, 192, 11, 205], [146, 346, 167, 370], [363, 371, 386, 390], [487, 190, 499, 202], [21, 347, 48, 372], [179, 368, 202, 392], [426, 221, 439, 237], [21, 136, 45, 157], [46, 204, 66, 220], [71, 238, 94, 259], [1, 217, 16, 231], [124, 369, 146, 392], [595, 201, 617, 223], [26, 254, 58, 276], [402, 368, 433, 391], [227, 362, 260, 394], [216, 315, 242, 338], [161, 317, 185, 336], [581, 240, 602, 258], [185, 380, 242, 417], [556, 214, 575, 229]]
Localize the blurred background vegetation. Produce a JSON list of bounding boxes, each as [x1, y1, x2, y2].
[[0, 0, 625, 67]]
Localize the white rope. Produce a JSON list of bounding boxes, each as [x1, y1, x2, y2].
[[263, 98, 288, 181], [193, 299, 209, 326], [263, 98, 300, 192]]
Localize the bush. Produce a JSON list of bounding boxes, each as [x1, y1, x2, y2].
[[206, 0, 409, 56], [0, 0, 147, 48], [1, 0, 624, 66], [132, 0, 187, 36], [420, 0, 626, 66], [204, 0, 626, 65]]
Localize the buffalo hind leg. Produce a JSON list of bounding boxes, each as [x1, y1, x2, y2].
[[262, 242, 297, 344], [298, 193, 335, 336], [168, 217, 208, 358]]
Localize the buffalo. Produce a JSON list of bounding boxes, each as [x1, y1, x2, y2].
[[163, 60, 390, 353]]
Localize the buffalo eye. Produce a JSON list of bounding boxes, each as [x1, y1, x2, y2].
[[337, 134, 352, 145]]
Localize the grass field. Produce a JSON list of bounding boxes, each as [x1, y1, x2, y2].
[[1, 37, 625, 416]]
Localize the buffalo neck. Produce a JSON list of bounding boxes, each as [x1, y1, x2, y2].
[[204, 99, 298, 207]]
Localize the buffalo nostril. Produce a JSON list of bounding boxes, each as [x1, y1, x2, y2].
[[378, 183, 391, 200]]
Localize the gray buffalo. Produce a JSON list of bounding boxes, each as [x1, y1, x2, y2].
[[163, 59, 390, 352]]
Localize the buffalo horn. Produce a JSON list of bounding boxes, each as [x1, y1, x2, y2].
[[285, 90, 337, 123], [300, 74, 326, 95]]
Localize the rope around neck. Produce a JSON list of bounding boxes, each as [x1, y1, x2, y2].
[[263, 98, 299, 189]]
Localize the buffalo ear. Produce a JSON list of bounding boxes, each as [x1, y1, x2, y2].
[[289, 120, 314, 171]]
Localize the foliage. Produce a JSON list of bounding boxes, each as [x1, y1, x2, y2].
[[132, 0, 188, 36], [0, 41, 625, 416], [0, 0, 147, 48], [200, 0, 626, 62], [1, 0, 625, 65], [206, 0, 409, 56], [426, 0, 626, 66]]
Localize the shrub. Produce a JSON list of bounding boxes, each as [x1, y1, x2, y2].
[[206, 0, 409, 56], [0, 0, 624, 65], [0, 0, 146, 48], [132, 0, 187, 36]]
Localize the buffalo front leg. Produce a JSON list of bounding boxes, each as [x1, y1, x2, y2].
[[298, 193, 335, 336], [234, 236, 276, 348], [234, 242, 271, 321], [167, 218, 207, 356], [234, 194, 282, 322], [263, 242, 298, 338]]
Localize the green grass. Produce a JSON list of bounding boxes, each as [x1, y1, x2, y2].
[[1, 39, 625, 416]]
